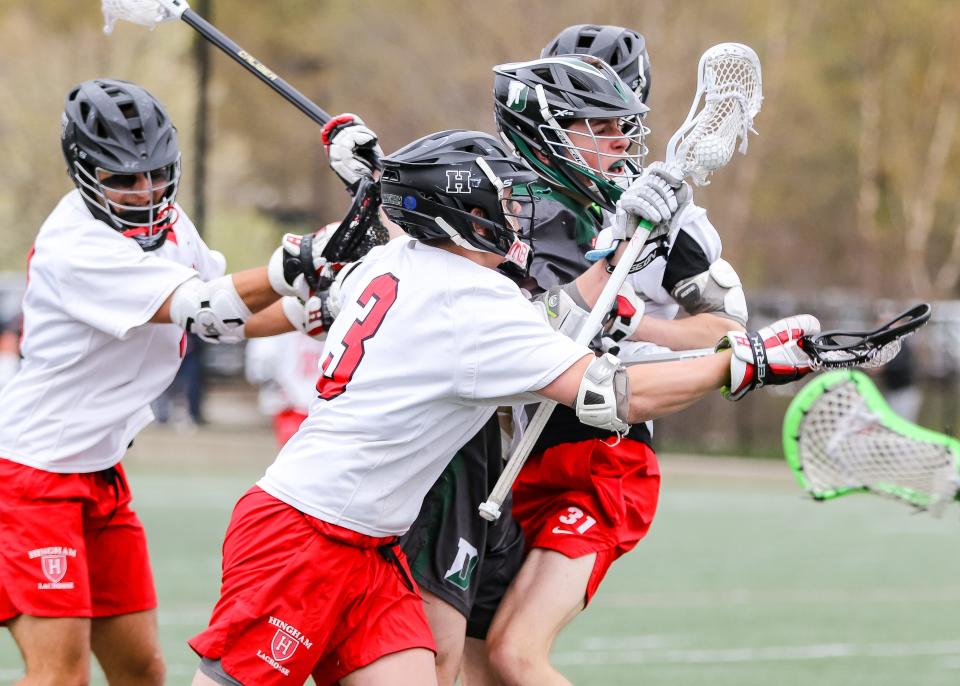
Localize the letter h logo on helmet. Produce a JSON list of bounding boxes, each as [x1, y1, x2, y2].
[[445, 169, 474, 194]]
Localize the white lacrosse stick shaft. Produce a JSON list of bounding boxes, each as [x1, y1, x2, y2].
[[479, 43, 764, 522], [478, 215, 644, 521]]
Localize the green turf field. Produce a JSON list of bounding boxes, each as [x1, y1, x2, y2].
[[1, 426, 958, 685]]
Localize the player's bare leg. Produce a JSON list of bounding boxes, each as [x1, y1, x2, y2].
[[462, 637, 502, 686], [8, 615, 91, 686], [340, 648, 439, 686], [420, 589, 467, 686], [91, 609, 164, 685], [191, 672, 220, 686], [486, 549, 595, 686]]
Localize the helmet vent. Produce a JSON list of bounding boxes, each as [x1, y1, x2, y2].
[[568, 75, 589, 92], [532, 68, 555, 85], [115, 102, 144, 143]]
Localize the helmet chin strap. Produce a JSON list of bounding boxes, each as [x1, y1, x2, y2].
[[435, 216, 488, 253]]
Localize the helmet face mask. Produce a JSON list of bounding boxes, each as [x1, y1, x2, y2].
[[535, 110, 646, 193], [61, 79, 181, 250], [494, 56, 649, 210], [380, 130, 538, 271], [71, 158, 181, 243]]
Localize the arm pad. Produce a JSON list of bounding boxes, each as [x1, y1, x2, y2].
[[575, 353, 631, 433], [671, 258, 748, 326], [169, 275, 251, 344]]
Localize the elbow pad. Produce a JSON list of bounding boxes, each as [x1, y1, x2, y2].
[[575, 353, 630, 433], [169, 276, 251, 344], [531, 284, 591, 340], [670, 258, 748, 326]]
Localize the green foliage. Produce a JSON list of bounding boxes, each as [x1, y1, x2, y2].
[[1, 0, 959, 294]]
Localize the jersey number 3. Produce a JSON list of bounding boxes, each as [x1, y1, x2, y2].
[[316, 273, 399, 400]]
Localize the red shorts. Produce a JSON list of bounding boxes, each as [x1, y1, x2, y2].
[[511, 438, 660, 603], [0, 458, 157, 622], [273, 409, 307, 447], [188, 486, 435, 685]]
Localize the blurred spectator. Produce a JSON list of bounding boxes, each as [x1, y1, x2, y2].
[[244, 331, 325, 446], [0, 315, 20, 391], [0, 274, 24, 391], [152, 333, 207, 429]]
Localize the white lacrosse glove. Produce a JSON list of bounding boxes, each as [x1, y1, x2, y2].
[[618, 161, 692, 227], [601, 284, 644, 355], [321, 113, 384, 191], [585, 162, 692, 265], [268, 226, 343, 300], [718, 314, 820, 401], [281, 295, 328, 340]]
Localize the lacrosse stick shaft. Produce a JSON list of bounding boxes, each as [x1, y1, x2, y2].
[[136, 0, 331, 126], [478, 217, 648, 522], [179, 9, 332, 125], [621, 347, 715, 365]]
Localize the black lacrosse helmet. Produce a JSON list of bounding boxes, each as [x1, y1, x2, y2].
[[542, 24, 652, 104], [61, 78, 181, 250], [380, 130, 538, 270], [493, 56, 648, 211]]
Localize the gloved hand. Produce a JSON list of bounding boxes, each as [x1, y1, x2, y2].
[[585, 162, 693, 265], [321, 113, 384, 192], [617, 161, 692, 227], [718, 315, 820, 400], [281, 295, 329, 340], [267, 226, 342, 301], [601, 284, 644, 356]]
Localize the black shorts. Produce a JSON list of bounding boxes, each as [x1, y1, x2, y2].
[[400, 413, 525, 640]]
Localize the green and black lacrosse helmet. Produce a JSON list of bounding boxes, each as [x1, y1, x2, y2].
[[61, 78, 181, 251], [380, 130, 538, 271], [542, 24, 652, 104], [493, 56, 648, 211]]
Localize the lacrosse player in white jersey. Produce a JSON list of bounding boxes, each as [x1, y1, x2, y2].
[[187, 129, 817, 686], [0, 78, 307, 686], [245, 330, 327, 447]]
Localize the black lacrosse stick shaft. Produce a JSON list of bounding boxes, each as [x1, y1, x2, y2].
[[181, 9, 332, 126]]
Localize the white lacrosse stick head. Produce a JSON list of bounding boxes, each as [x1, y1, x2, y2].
[[101, 0, 187, 34], [667, 43, 763, 185]]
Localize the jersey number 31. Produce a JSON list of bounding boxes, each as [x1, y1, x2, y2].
[[316, 273, 399, 400]]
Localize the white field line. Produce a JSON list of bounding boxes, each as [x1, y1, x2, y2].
[[553, 639, 960, 666], [592, 586, 960, 608]]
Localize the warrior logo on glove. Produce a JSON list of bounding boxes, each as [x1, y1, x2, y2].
[[720, 315, 819, 401]]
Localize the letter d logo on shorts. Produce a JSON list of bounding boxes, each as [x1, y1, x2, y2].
[[443, 537, 479, 591]]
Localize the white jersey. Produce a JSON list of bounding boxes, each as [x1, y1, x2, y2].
[[258, 236, 589, 537], [244, 332, 326, 416], [0, 190, 225, 473]]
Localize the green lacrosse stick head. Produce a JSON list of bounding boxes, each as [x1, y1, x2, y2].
[[782, 370, 960, 511]]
